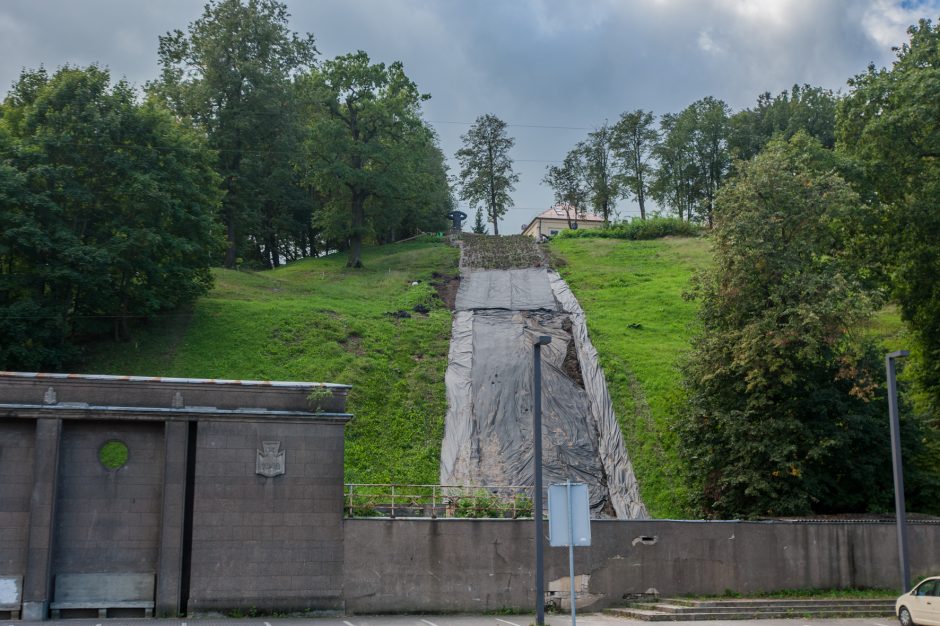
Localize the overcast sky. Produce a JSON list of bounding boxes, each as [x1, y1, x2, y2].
[[2, 0, 938, 232]]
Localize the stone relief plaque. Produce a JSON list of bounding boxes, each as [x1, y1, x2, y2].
[[256, 441, 285, 477]]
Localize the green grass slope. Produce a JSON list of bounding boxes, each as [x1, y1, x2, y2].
[[553, 236, 906, 518], [83, 240, 459, 485], [552, 237, 710, 518]]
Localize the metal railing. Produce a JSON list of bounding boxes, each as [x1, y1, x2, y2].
[[344, 483, 535, 519]]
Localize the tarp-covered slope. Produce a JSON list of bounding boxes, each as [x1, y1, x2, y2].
[[440, 260, 648, 519]]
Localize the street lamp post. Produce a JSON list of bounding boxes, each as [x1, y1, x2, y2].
[[886, 349, 910, 593], [533, 335, 551, 626]]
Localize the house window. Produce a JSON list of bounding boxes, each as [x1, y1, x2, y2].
[[549, 229, 560, 236]]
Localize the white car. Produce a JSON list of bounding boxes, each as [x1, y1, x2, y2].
[[898, 577, 940, 626]]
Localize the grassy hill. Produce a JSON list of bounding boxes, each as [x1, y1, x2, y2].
[[552, 235, 908, 518], [551, 236, 709, 517], [83, 239, 459, 485], [81, 232, 907, 516]]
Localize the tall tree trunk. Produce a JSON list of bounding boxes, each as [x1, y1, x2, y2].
[[306, 223, 317, 257], [223, 204, 237, 268], [487, 144, 499, 235], [266, 232, 279, 268], [347, 192, 365, 268]]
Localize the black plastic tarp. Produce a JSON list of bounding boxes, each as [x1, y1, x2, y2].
[[441, 267, 648, 519]]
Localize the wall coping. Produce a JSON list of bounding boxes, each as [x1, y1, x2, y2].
[[0, 371, 350, 389], [0, 371, 351, 416]]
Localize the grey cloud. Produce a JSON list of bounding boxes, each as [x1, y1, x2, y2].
[[1, 0, 937, 229]]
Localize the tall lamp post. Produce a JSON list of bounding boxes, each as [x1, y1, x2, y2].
[[533, 335, 551, 626], [886, 349, 910, 593]]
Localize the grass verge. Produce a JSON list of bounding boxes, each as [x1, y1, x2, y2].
[[82, 240, 460, 485]]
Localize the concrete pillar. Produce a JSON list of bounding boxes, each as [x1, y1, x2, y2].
[[155, 421, 189, 617], [21, 418, 61, 621]]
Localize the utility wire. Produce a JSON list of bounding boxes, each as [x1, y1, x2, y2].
[[7, 138, 565, 163]]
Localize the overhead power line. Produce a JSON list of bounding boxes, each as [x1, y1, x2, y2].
[[428, 120, 591, 131]]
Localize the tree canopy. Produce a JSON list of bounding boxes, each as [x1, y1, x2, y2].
[[302, 51, 449, 268], [612, 109, 658, 220], [150, 0, 317, 268], [677, 135, 899, 517], [542, 147, 588, 228], [0, 66, 221, 369], [730, 84, 837, 162], [838, 18, 940, 417]]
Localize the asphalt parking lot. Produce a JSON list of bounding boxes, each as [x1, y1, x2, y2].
[[11, 614, 901, 626]]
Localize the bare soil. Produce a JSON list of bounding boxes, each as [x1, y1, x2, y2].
[[431, 272, 460, 310]]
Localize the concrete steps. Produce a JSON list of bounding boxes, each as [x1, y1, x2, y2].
[[606, 598, 896, 621]]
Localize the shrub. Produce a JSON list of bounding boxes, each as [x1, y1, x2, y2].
[[555, 216, 700, 240]]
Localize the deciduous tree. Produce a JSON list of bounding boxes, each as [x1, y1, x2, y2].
[[302, 51, 440, 267], [612, 109, 658, 220], [456, 114, 518, 236], [151, 0, 316, 268], [542, 147, 588, 228], [581, 122, 621, 226], [678, 134, 895, 517], [730, 84, 837, 161], [0, 66, 221, 368], [838, 18, 940, 419]]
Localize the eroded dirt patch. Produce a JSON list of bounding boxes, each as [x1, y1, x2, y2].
[[561, 317, 585, 389], [431, 271, 460, 310]]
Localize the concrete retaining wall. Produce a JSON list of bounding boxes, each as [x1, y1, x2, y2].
[[0, 420, 34, 577], [344, 518, 940, 613], [188, 419, 345, 612], [53, 420, 165, 576], [0, 372, 352, 620]]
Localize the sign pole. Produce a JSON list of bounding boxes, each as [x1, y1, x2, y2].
[[549, 481, 591, 626], [533, 335, 551, 626], [567, 479, 576, 626]]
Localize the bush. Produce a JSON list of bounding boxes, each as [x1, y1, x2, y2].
[[555, 217, 700, 240]]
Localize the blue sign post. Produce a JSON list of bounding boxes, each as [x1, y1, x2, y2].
[[548, 481, 591, 626]]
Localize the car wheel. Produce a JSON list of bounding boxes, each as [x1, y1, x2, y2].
[[899, 606, 915, 626]]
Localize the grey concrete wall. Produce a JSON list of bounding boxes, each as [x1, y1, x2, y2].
[[0, 420, 35, 577], [52, 420, 165, 575], [344, 519, 940, 613], [188, 419, 345, 613]]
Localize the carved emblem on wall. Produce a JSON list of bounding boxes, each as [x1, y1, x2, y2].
[[256, 441, 285, 478]]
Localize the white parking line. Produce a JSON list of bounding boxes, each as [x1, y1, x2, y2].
[[421, 619, 441, 626], [873, 622, 891, 626], [264, 622, 272, 626], [496, 619, 522, 626], [344, 621, 357, 626]]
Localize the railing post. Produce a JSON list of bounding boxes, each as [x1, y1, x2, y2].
[[391, 484, 396, 519]]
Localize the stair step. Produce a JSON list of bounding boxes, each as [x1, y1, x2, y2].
[[662, 598, 895, 608], [640, 602, 894, 615], [606, 607, 895, 622]]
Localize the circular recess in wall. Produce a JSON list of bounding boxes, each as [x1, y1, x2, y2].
[[98, 440, 129, 470]]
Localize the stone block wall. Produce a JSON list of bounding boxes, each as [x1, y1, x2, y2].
[[0, 372, 351, 620], [0, 420, 34, 578], [187, 419, 346, 612], [52, 420, 165, 575]]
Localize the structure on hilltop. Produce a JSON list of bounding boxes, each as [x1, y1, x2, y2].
[[522, 204, 605, 240]]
